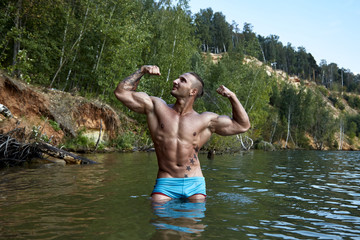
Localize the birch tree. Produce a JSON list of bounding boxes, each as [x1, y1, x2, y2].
[[140, 0, 197, 103]]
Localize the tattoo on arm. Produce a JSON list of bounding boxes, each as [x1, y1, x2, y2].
[[122, 69, 144, 91]]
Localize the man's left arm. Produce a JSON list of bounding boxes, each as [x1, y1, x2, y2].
[[209, 85, 250, 136]]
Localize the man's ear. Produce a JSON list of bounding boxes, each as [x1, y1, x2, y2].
[[190, 88, 198, 97]]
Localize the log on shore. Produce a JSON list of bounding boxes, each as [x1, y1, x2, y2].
[[37, 142, 97, 164], [0, 134, 97, 168]]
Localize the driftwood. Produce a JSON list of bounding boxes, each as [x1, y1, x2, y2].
[[37, 142, 97, 164], [0, 133, 96, 168], [237, 134, 253, 151], [0, 134, 40, 167]]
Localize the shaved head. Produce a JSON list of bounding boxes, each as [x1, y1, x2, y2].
[[188, 72, 204, 99]]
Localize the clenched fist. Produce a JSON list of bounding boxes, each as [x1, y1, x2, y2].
[[140, 65, 161, 76], [216, 85, 234, 98]]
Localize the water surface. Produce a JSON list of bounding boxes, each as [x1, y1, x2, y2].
[[1, 151, 360, 239]]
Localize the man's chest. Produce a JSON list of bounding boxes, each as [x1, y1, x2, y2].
[[154, 112, 209, 140]]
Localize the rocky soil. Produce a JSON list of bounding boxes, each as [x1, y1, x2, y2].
[[0, 71, 128, 147]]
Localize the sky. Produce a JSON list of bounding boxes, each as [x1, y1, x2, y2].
[[188, 0, 360, 74]]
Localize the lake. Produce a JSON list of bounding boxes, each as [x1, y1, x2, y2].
[[1, 150, 360, 239]]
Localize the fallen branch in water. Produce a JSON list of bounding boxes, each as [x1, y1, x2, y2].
[[0, 131, 96, 168], [37, 142, 97, 164]]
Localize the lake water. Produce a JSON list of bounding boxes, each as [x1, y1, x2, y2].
[[1, 150, 360, 239]]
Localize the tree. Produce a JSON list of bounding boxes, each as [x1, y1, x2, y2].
[[310, 93, 336, 149], [241, 23, 261, 58], [211, 12, 231, 53], [194, 8, 213, 52]]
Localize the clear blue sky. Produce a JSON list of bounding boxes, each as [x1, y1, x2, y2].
[[188, 0, 360, 74]]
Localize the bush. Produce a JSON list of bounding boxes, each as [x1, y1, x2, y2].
[[335, 101, 345, 111], [63, 128, 95, 150], [347, 122, 357, 139], [328, 93, 338, 105], [317, 86, 329, 96], [49, 119, 61, 132], [111, 132, 136, 151]]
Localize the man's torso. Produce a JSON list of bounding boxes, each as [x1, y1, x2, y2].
[[147, 97, 215, 178]]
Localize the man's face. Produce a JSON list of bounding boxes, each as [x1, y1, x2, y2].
[[171, 73, 196, 98]]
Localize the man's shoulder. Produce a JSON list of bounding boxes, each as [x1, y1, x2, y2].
[[150, 96, 173, 111], [199, 111, 219, 118], [150, 96, 167, 105], [193, 111, 219, 125]]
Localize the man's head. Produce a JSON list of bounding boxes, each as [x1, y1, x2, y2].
[[188, 72, 204, 99], [171, 72, 204, 100]]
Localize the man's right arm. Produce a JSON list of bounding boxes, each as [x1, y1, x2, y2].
[[114, 65, 161, 114]]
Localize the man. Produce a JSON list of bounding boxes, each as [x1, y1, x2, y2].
[[114, 65, 250, 202]]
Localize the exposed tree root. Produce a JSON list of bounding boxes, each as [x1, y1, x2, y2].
[[0, 130, 96, 168]]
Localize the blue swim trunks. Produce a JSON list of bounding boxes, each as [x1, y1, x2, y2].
[[152, 177, 206, 199]]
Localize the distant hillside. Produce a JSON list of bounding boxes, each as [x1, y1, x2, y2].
[[205, 52, 360, 150]]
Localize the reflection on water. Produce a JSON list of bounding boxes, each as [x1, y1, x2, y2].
[[0, 151, 360, 239], [151, 199, 207, 239]]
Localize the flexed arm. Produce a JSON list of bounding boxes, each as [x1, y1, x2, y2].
[[114, 65, 161, 114], [209, 85, 250, 136]]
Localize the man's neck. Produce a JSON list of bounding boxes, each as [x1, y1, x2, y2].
[[172, 98, 195, 115]]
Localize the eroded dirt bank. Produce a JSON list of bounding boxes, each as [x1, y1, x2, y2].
[[0, 71, 126, 146]]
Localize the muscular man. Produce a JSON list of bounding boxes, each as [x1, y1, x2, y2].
[[114, 65, 250, 202]]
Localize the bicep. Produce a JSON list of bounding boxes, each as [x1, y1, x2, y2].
[[114, 90, 153, 114], [210, 114, 244, 136]]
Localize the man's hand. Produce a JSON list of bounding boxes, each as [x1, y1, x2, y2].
[[140, 65, 161, 76], [216, 85, 233, 98]]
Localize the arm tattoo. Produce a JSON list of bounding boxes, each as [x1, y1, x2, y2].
[[121, 69, 144, 91]]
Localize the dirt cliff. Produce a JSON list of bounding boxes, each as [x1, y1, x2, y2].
[[0, 71, 124, 146]]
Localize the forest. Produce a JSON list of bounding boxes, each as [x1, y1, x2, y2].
[[1, 0, 360, 151]]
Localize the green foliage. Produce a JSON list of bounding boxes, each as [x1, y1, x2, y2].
[[347, 122, 357, 139], [8, 49, 33, 83], [110, 130, 151, 151], [139, 0, 197, 104], [40, 116, 61, 132], [317, 85, 329, 97], [204, 134, 240, 152], [268, 82, 339, 149], [31, 125, 50, 142], [345, 114, 360, 139], [328, 93, 345, 110], [49, 120, 61, 132], [63, 128, 95, 150], [198, 52, 275, 138], [194, 8, 232, 53], [344, 94, 360, 110], [310, 93, 337, 149], [0, 0, 358, 151], [110, 132, 136, 151]]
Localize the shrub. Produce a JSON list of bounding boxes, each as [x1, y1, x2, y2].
[[63, 128, 95, 150], [111, 131, 136, 151], [49, 119, 61, 132]]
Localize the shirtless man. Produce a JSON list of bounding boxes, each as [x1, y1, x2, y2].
[[114, 65, 250, 202]]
